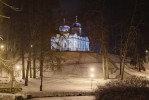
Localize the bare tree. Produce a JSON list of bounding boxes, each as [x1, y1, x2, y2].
[[0, 0, 21, 19], [119, 0, 145, 80], [87, 0, 110, 79]]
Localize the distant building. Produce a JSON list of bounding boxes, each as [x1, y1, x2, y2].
[[51, 16, 89, 51]]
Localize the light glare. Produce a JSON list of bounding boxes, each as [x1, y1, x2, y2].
[[90, 67, 94, 72], [16, 65, 20, 70], [0, 45, 4, 49], [90, 73, 94, 78], [30, 44, 33, 48]]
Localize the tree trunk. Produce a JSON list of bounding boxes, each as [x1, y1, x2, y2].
[[25, 45, 31, 86], [33, 45, 36, 78], [30, 46, 32, 78], [30, 61, 32, 78], [22, 48, 25, 79], [11, 69, 15, 87], [25, 60, 30, 86], [120, 56, 125, 80], [40, 43, 44, 91], [102, 55, 106, 79], [40, 36, 44, 91], [105, 56, 109, 79], [102, 46, 109, 79], [40, 59, 43, 91], [120, 58, 122, 75], [33, 58, 36, 78]]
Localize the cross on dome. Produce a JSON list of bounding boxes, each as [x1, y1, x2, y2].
[[76, 16, 78, 23], [64, 18, 66, 24]]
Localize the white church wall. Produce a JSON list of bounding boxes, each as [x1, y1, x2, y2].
[[51, 21, 90, 52], [51, 36, 90, 51]]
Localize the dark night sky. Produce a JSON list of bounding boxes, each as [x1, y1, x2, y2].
[[58, 0, 149, 47], [13, 0, 149, 30], [58, 0, 149, 29], [1, 0, 149, 49]]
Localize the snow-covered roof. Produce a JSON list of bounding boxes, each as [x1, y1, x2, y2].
[[72, 22, 81, 28], [59, 25, 70, 32]]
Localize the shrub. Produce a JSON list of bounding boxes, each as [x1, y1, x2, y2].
[[0, 82, 22, 93], [95, 76, 149, 100], [0, 88, 22, 93]]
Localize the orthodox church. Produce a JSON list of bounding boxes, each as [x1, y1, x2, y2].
[[51, 16, 90, 51]]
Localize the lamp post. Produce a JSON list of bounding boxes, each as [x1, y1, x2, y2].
[[90, 67, 94, 89]]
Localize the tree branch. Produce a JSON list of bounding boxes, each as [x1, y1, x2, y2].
[[0, 0, 21, 11], [0, 14, 10, 19]]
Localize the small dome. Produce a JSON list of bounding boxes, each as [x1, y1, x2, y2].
[[72, 22, 81, 28], [59, 25, 70, 32]]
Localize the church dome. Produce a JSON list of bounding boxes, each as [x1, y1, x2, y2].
[[72, 22, 81, 28], [59, 25, 70, 32], [72, 16, 81, 28]]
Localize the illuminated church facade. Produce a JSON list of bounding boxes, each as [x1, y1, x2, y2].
[[51, 17, 90, 51]]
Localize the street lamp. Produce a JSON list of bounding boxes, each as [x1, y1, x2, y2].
[[30, 44, 33, 48], [16, 65, 20, 70], [90, 67, 95, 89], [0, 44, 4, 49], [90, 73, 94, 78], [90, 67, 95, 72]]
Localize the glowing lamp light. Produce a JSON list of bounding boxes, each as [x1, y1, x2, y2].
[[90, 67, 94, 72], [16, 65, 20, 70], [146, 50, 148, 53], [90, 73, 94, 78], [30, 44, 33, 48], [0, 45, 4, 49]]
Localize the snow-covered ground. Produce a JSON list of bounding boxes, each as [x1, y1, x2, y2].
[[0, 52, 149, 100], [19, 61, 116, 98], [0, 93, 15, 100], [32, 96, 94, 100], [124, 63, 149, 78], [20, 77, 111, 98], [20, 63, 149, 98], [22, 76, 111, 92]]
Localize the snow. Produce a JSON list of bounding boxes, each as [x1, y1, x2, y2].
[[0, 93, 15, 100], [124, 63, 149, 78], [23, 77, 110, 92], [0, 77, 10, 84], [19, 62, 112, 98], [32, 96, 94, 100], [21, 77, 110, 98], [1, 52, 149, 100], [17, 52, 149, 99]]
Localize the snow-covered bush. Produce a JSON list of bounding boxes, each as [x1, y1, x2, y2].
[[95, 76, 149, 100]]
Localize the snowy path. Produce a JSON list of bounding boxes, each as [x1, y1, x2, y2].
[[125, 64, 149, 78], [22, 77, 110, 92], [20, 77, 110, 98], [32, 96, 94, 100]]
